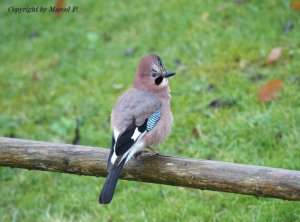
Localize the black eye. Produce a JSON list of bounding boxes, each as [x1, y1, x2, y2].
[[151, 72, 158, 77]]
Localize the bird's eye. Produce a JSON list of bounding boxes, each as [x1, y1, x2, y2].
[[151, 72, 158, 78]]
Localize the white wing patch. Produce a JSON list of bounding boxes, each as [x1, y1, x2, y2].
[[110, 110, 160, 167], [110, 128, 120, 165], [111, 152, 118, 165], [113, 128, 120, 140], [131, 128, 141, 140]]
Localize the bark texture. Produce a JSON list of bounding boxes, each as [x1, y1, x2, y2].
[[0, 137, 299, 201]]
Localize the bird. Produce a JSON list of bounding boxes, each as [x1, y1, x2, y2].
[[99, 54, 176, 204]]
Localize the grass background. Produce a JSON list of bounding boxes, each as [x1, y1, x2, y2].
[[1, 0, 300, 221]]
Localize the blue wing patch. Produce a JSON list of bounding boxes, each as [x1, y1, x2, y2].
[[146, 110, 160, 131]]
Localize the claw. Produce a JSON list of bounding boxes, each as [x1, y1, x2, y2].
[[133, 150, 148, 159], [149, 150, 159, 157], [133, 147, 160, 159]]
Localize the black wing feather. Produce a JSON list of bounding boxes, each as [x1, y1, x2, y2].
[[115, 120, 148, 156], [115, 127, 136, 156], [99, 118, 149, 204]]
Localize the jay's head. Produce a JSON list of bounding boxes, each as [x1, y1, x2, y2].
[[134, 54, 175, 91]]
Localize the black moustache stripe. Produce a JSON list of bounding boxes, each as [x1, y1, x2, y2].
[[155, 77, 163, 85]]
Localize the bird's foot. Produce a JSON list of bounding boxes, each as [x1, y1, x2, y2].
[[133, 150, 149, 159], [133, 147, 159, 159]]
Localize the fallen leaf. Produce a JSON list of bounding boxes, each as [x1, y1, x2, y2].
[[263, 47, 283, 66], [173, 59, 182, 66], [208, 99, 236, 109], [250, 73, 264, 82], [124, 48, 136, 57], [275, 132, 283, 139], [28, 32, 39, 39], [72, 118, 81, 145], [282, 21, 293, 33], [55, 0, 65, 17], [192, 128, 200, 138], [207, 84, 216, 91], [291, 1, 300, 10], [32, 71, 41, 81], [102, 32, 111, 42], [258, 79, 284, 103]]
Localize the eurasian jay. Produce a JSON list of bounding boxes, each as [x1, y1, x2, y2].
[[99, 54, 176, 204]]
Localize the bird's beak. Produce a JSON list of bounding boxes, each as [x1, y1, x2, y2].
[[164, 71, 176, 78]]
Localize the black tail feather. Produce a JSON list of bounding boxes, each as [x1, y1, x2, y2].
[[99, 158, 126, 204]]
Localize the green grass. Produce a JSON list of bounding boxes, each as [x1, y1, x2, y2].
[[1, 0, 300, 221]]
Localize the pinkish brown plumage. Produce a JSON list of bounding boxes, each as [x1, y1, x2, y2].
[[99, 54, 176, 204]]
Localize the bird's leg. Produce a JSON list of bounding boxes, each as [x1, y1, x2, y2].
[[133, 147, 159, 159]]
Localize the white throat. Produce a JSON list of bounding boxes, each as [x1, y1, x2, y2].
[[160, 78, 169, 87]]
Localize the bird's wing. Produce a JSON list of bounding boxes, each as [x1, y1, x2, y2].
[[108, 110, 161, 172], [100, 111, 160, 204]]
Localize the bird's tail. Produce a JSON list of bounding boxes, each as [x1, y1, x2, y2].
[[99, 158, 126, 204]]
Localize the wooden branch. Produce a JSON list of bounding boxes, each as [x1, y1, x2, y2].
[[0, 137, 299, 201]]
